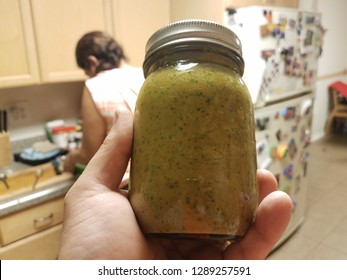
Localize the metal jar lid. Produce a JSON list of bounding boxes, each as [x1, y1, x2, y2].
[[143, 19, 244, 76]]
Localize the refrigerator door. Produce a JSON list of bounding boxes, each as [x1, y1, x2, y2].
[[226, 6, 323, 106], [254, 93, 313, 248]]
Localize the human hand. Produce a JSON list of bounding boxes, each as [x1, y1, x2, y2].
[[58, 106, 292, 260]]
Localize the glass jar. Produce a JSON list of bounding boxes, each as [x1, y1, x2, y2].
[[129, 20, 258, 240]]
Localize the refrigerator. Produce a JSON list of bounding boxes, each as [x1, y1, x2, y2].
[[225, 6, 324, 248]]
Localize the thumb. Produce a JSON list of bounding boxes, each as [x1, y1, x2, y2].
[[79, 105, 133, 190]]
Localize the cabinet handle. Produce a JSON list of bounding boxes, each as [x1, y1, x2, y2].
[[33, 212, 54, 228]]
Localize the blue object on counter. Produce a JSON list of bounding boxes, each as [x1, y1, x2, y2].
[[20, 147, 60, 160], [15, 147, 68, 166]]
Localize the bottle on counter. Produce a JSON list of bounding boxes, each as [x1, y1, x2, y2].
[[129, 20, 258, 240], [51, 126, 69, 149], [51, 125, 81, 150]]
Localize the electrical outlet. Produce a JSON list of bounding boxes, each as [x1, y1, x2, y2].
[[5, 100, 32, 125]]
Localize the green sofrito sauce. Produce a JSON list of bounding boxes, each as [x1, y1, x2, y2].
[[129, 62, 258, 239]]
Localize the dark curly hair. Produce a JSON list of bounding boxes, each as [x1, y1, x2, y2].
[[75, 31, 127, 74]]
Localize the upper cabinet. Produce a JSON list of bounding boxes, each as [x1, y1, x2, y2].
[[225, 0, 298, 8], [31, 0, 113, 83], [0, 0, 112, 88], [0, 0, 170, 89], [170, 0, 226, 24], [111, 0, 170, 67], [0, 0, 40, 88]]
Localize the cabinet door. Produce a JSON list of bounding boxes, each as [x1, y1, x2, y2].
[[0, 197, 64, 245], [31, 0, 113, 83], [112, 0, 170, 67], [170, 0, 225, 24], [225, 0, 298, 8], [0, 0, 40, 88], [0, 224, 62, 260]]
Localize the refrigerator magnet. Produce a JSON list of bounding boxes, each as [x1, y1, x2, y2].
[[280, 184, 291, 194], [256, 116, 270, 131], [269, 145, 278, 159], [288, 139, 297, 159], [277, 144, 288, 159], [283, 163, 293, 180], [281, 107, 296, 120], [291, 200, 297, 213], [256, 139, 272, 169]]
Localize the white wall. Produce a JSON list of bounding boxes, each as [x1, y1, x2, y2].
[[300, 0, 347, 141]]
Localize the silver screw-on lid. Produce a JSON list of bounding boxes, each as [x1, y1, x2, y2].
[[144, 19, 244, 75]]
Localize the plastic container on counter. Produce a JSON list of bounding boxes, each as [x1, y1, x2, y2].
[[51, 125, 79, 150]]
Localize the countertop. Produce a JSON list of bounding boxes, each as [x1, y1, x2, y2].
[[0, 173, 75, 218], [0, 132, 76, 218]]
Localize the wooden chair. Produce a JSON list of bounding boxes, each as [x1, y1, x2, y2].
[[325, 81, 347, 133]]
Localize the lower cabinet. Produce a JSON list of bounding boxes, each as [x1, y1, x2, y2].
[[0, 224, 62, 260], [0, 197, 64, 259]]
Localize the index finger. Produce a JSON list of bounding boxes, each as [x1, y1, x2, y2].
[[79, 106, 134, 190]]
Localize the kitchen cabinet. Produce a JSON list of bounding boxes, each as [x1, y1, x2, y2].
[[0, 166, 73, 260], [0, 0, 170, 88], [0, 0, 112, 88], [111, 0, 171, 67], [0, 0, 40, 88], [170, 0, 226, 24], [0, 197, 64, 259], [0, 197, 64, 246], [225, 0, 298, 8], [0, 224, 62, 260], [31, 0, 113, 83]]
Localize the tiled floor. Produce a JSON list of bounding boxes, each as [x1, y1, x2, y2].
[[268, 132, 347, 259]]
